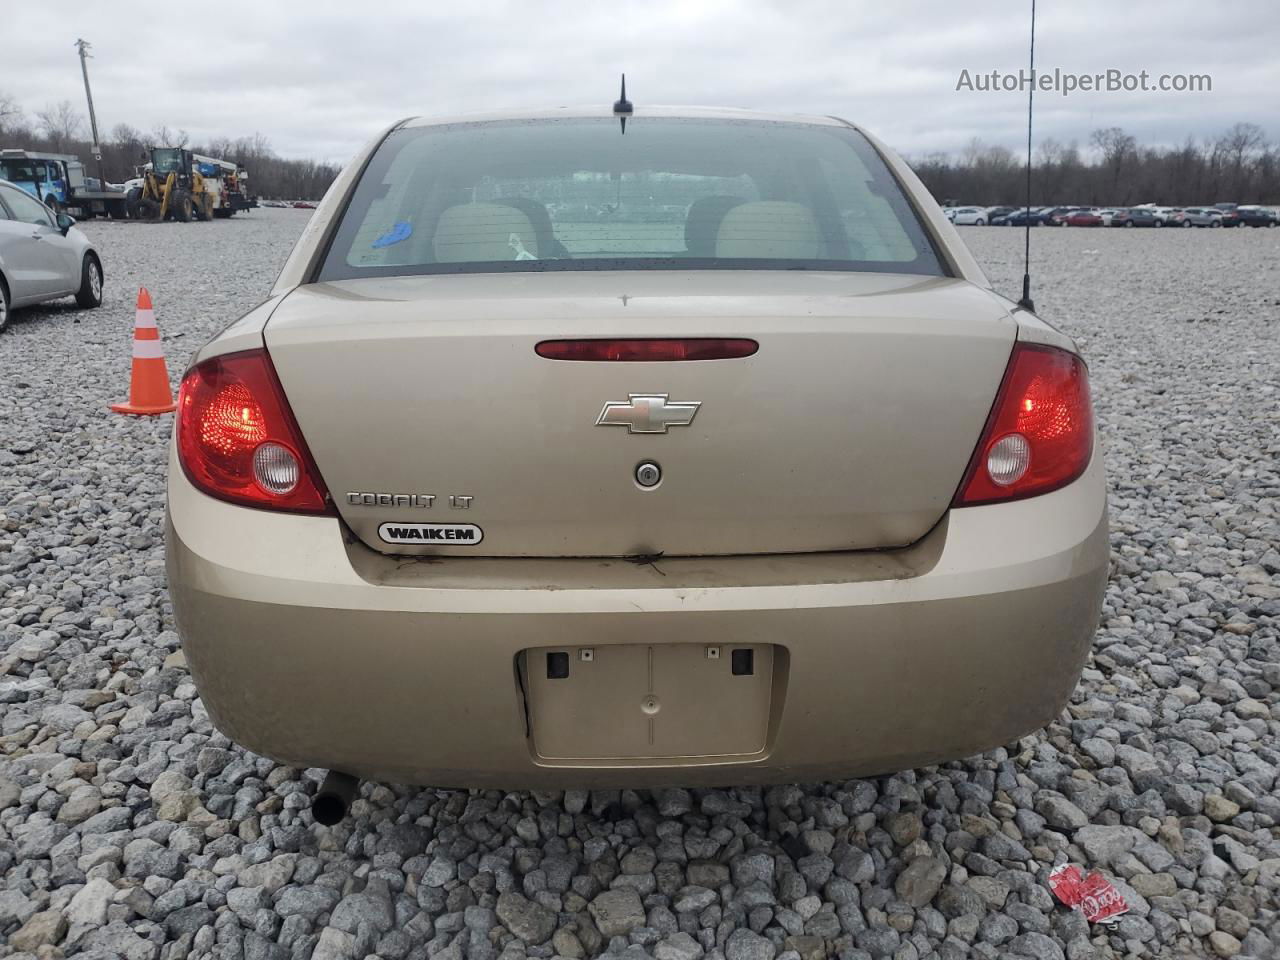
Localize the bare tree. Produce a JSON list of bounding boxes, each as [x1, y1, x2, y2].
[[242, 132, 273, 161], [1216, 122, 1267, 197], [0, 90, 23, 135], [1254, 145, 1279, 202], [111, 122, 143, 148], [149, 124, 189, 148], [36, 100, 85, 151], [1036, 138, 1069, 199], [203, 137, 236, 160], [107, 123, 148, 176], [1036, 138, 1066, 167], [1218, 122, 1267, 166], [1090, 127, 1138, 202]]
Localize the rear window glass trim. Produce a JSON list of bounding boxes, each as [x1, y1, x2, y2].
[[314, 255, 943, 278]]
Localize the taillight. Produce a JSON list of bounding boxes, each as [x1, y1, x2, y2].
[[176, 349, 331, 513], [952, 342, 1093, 506], [536, 338, 758, 361]]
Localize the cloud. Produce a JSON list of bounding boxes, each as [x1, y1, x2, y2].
[[2, 0, 1275, 164]]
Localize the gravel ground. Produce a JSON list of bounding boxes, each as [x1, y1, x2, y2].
[[2, 213, 1278, 960]]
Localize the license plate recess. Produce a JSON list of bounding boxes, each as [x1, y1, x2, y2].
[[522, 643, 775, 761]]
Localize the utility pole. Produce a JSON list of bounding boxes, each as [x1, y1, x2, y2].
[[75, 39, 107, 186]]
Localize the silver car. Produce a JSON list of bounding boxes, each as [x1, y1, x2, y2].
[[0, 179, 103, 331], [1179, 207, 1223, 228]]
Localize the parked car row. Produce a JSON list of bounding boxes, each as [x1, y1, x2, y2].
[[944, 202, 1279, 228], [259, 199, 318, 209]]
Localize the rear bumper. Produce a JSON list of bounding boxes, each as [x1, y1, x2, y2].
[[166, 446, 1108, 788]]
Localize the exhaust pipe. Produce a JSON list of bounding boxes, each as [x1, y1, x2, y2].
[[312, 771, 359, 825]]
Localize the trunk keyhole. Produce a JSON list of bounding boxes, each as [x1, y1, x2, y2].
[[635, 461, 662, 488]]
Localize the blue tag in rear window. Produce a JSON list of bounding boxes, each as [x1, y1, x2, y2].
[[372, 221, 413, 248]]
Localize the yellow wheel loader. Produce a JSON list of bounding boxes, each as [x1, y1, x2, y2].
[[126, 147, 215, 222]]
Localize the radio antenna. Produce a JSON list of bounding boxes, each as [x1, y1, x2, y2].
[[613, 74, 633, 134], [1017, 0, 1037, 311]]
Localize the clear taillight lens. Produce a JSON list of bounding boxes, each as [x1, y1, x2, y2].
[[251, 442, 301, 495], [176, 349, 331, 513], [953, 342, 1094, 506], [985, 433, 1032, 486]]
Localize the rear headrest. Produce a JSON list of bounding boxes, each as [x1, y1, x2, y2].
[[685, 196, 745, 257], [499, 197, 571, 259], [715, 202, 821, 259], [433, 203, 538, 263]]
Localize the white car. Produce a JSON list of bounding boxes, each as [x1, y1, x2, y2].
[[1096, 209, 1121, 226], [949, 206, 991, 226], [0, 179, 103, 332]]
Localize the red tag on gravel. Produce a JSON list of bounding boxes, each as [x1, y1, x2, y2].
[[1049, 864, 1085, 907], [1078, 870, 1129, 924], [1049, 864, 1129, 925]]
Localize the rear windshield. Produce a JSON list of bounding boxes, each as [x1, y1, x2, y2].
[[319, 117, 946, 280]]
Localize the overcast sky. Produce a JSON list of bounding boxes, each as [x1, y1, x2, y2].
[[3, 0, 1276, 165]]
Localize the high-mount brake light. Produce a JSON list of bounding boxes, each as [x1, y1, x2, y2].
[[176, 349, 331, 513], [953, 342, 1093, 506], [535, 338, 759, 362]]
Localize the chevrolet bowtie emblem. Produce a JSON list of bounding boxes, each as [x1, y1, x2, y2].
[[596, 394, 701, 434]]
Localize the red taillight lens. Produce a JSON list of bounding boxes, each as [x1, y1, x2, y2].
[[176, 349, 331, 513], [953, 342, 1094, 506], [535, 338, 758, 361]]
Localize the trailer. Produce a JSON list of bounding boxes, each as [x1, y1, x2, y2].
[[0, 148, 128, 219], [191, 153, 257, 217]]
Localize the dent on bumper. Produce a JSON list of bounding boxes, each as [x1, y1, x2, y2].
[[165, 447, 1108, 788]]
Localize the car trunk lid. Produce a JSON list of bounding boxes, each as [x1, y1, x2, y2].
[[264, 270, 1015, 557]]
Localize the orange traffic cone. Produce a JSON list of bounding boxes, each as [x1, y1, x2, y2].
[[110, 288, 177, 415]]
